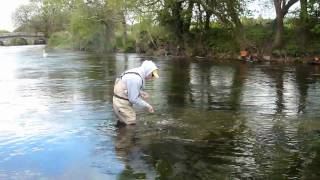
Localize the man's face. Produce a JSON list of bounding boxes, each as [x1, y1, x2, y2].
[[145, 73, 153, 80], [146, 70, 159, 81]]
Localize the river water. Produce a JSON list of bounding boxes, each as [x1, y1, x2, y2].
[[0, 45, 319, 179]]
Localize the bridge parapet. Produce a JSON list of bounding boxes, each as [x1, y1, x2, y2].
[[0, 32, 46, 46], [0, 32, 45, 38]]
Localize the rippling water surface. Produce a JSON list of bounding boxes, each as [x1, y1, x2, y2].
[[0, 45, 320, 179]]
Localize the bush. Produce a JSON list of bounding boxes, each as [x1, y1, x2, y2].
[[0, 30, 10, 34], [284, 43, 300, 56], [124, 38, 136, 53], [306, 40, 320, 54], [115, 35, 136, 53], [311, 24, 320, 34], [246, 24, 272, 48], [47, 31, 72, 49], [115, 36, 124, 49], [205, 28, 239, 53]]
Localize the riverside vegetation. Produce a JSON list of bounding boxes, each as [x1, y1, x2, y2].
[[5, 0, 320, 61]]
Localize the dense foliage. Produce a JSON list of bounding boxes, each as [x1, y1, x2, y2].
[[11, 0, 320, 58]]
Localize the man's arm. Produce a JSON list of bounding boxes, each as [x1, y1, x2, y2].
[[140, 90, 149, 99], [126, 77, 152, 109]]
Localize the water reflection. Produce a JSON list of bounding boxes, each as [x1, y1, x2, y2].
[[133, 60, 320, 179], [0, 45, 320, 179], [114, 126, 156, 179], [167, 59, 191, 107]]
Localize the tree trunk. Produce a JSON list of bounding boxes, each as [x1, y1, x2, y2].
[[273, 14, 284, 49], [172, 1, 184, 42], [272, 0, 299, 49], [299, 0, 308, 47], [234, 20, 246, 50], [272, 0, 284, 49], [205, 12, 211, 31], [121, 11, 128, 46], [184, 0, 194, 33], [171, 0, 187, 53]]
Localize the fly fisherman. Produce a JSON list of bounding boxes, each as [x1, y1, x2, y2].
[[113, 60, 159, 126]]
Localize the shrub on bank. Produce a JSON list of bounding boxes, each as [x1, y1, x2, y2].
[[115, 35, 136, 53], [47, 31, 73, 49], [0, 30, 10, 34], [203, 27, 239, 55]]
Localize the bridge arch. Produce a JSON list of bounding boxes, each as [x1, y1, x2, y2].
[[10, 37, 28, 45], [34, 38, 46, 45], [0, 32, 46, 46]]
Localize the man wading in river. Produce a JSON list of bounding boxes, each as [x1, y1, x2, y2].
[[113, 60, 159, 126]]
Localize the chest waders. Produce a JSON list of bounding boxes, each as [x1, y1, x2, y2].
[[112, 72, 143, 125]]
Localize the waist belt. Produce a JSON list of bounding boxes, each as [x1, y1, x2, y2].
[[113, 94, 129, 101]]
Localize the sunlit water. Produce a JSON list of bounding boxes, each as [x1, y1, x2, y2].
[[0, 45, 320, 179]]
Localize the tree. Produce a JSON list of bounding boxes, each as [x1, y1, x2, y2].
[[299, 0, 309, 46], [225, 0, 248, 50], [309, 0, 320, 34], [272, 0, 299, 49], [198, 0, 250, 49], [108, 0, 138, 46], [39, 0, 74, 37], [70, 0, 118, 52], [13, 0, 74, 35], [158, 0, 189, 45], [12, 3, 37, 32]]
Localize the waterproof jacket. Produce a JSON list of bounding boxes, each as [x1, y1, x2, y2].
[[116, 60, 158, 109]]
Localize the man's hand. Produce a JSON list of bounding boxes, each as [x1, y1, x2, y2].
[[148, 106, 155, 113], [140, 91, 149, 99]]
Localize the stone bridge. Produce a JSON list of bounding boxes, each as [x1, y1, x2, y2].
[[0, 32, 47, 46]]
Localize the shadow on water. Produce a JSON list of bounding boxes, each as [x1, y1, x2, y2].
[[0, 46, 320, 179]]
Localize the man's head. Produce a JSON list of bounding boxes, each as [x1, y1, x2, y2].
[[140, 60, 159, 80]]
